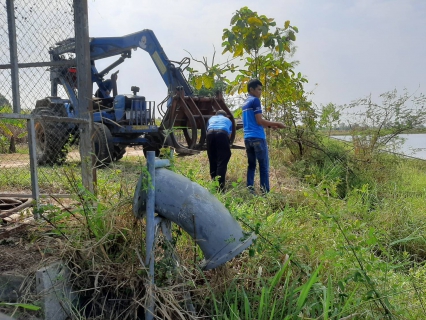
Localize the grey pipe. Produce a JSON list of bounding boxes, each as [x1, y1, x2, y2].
[[133, 168, 256, 270]]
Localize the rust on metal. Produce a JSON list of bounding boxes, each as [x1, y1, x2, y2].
[[161, 89, 239, 154]]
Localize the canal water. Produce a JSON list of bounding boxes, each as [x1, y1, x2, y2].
[[331, 134, 426, 160]]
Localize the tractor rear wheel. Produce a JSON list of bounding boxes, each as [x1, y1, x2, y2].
[[170, 111, 197, 150], [32, 99, 69, 165], [92, 122, 114, 167]]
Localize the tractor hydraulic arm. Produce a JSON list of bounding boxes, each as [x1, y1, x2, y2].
[[89, 29, 193, 96], [50, 29, 193, 97]]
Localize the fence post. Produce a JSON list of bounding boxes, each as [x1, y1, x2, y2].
[[6, 0, 20, 113], [27, 117, 40, 218], [74, 0, 94, 193], [145, 151, 156, 320]]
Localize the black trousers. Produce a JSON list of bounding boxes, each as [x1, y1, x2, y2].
[[206, 131, 231, 190]]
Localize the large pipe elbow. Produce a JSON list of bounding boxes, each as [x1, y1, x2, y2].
[[133, 168, 256, 270]]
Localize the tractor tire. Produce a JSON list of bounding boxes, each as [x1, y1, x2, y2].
[[142, 133, 163, 158], [92, 122, 114, 167], [142, 146, 161, 158], [32, 99, 69, 166], [112, 145, 126, 161]]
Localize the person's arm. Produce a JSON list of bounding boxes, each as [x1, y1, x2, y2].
[[255, 113, 286, 129]]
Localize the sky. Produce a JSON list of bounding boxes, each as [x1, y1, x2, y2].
[[87, 0, 426, 110]]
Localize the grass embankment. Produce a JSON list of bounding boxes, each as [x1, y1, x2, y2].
[[1, 137, 426, 319], [171, 139, 426, 319]]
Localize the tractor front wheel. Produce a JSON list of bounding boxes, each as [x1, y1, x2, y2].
[[32, 99, 69, 165], [92, 123, 114, 167], [112, 145, 127, 161]]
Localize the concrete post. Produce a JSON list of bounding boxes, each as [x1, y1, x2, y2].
[[36, 262, 75, 320], [74, 0, 94, 193]]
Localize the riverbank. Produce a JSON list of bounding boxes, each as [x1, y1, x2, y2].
[[325, 128, 426, 136]]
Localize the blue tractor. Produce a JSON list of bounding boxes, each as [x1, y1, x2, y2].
[[32, 29, 238, 166]]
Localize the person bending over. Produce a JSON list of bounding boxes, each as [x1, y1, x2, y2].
[[206, 110, 233, 191]]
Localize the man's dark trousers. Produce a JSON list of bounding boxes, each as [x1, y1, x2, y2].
[[206, 130, 231, 190]]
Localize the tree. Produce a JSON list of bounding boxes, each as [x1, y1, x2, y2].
[[186, 7, 318, 157], [188, 6, 300, 95], [221, 6, 299, 93], [344, 89, 426, 159], [221, 7, 317, 157], [185, 48, 229, 94], [0, 104, 28, 153], [319, 103, 341, 136]]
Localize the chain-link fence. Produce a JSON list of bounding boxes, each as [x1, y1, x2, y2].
[[3, 0, 234, 205], [1, 0, 75, 109], [1, 0, 151, 204], [0, 0, 87, 199]]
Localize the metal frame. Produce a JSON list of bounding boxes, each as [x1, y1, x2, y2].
[[144, 151, 174, 320], [143, 150, 195, 320], [6, 0, 20, 113]]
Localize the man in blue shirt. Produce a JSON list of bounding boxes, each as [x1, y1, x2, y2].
[[242, 79, 286, 193], [95, 79, 114, 98], [206, 110, 233, 191], [95, 72, 118, 98]]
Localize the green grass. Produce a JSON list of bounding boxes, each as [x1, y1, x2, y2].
[[169, 139, 426, 319], [2, 137, 426, 319]]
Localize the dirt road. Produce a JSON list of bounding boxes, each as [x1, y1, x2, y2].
[[0, 147, 146, 169]]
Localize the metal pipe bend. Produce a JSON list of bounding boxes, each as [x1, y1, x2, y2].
[[133, 168, 256, 270]]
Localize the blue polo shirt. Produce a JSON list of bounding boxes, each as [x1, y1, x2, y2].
[[103, 79, 114, 91], [207, 115, 232, 135], [242, 94, 265, 139], [96, 79, 114, 98]]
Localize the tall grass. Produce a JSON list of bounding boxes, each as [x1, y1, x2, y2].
[[5, 136, 426, 319], [170, 137, 426, 319]]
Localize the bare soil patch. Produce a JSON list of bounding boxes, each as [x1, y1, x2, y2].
[[0, 146, 146, 169], [0, 236, 42, 275], [0, 153, 30, 169], [0, 227, 60, 275]]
